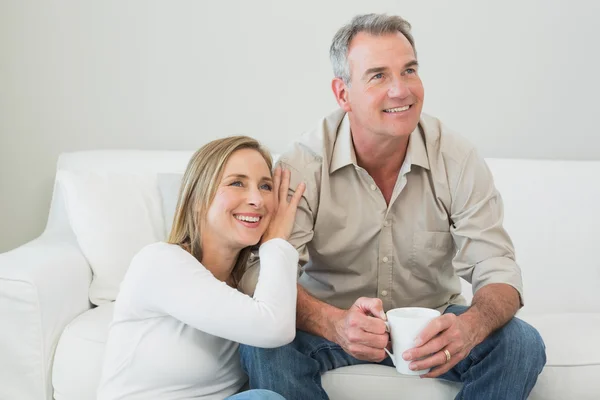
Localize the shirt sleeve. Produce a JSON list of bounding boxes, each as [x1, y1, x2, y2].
[[449, 148, 524, 306], [135, 239, 299, 348]]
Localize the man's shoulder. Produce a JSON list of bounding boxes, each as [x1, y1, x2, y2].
[[420, 113, 477, 166], [277, 108, 345, 174]]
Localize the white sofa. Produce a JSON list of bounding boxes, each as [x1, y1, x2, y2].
[[1, 150, 599, 400]]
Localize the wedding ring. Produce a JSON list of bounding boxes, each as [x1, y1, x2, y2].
[[443, 349, 451, 363]]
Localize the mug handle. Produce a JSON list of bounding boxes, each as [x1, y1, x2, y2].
[[384, 347, 396, 366], [384, 321, 395, 366]]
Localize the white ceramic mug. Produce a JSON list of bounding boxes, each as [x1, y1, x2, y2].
[[384, 307, 441, 375]]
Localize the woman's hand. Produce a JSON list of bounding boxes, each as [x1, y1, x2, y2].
[[261, 166, 306, 243]]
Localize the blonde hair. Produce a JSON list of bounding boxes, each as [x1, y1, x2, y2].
[[167, 136, 273, 286]]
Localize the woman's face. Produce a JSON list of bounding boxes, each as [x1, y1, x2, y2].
[[204, 148, 274, 251]]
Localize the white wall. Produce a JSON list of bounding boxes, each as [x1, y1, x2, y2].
[[1, 0, 599, 252]]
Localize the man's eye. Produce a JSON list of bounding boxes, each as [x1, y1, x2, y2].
[[372, 73, 384, 80], [260, 183, 273, 191], [230, 181, 243, 187], [405, 68, 416, 75]]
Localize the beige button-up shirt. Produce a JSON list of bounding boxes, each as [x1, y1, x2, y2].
[[240, 109, 523, 313]]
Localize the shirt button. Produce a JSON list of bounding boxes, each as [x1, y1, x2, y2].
[[384, 220, 391, 227], [381, 290, 388, 296], [382, 256, 389, 263], [370, 184, 377, 191]]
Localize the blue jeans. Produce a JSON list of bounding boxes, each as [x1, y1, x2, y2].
[[239, 305, 546, 400], [226, 389, 286, 400]]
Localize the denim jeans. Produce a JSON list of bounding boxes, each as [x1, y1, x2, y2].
[[239, 305, 546, 400], [226, 389, 286, 400]]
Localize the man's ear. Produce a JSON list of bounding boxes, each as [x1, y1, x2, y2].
[[331, 77, 351, 112]]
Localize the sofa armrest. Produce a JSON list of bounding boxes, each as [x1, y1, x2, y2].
[[0, 234, 92, 400]]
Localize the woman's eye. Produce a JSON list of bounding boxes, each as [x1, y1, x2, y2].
[[230, 181, 243, 187], [260, 183, 273, 191]]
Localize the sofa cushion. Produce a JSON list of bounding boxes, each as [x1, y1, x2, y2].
[[57, 171, 165, 305], [51, 303, 600, 400], [157, 173, 184, 238], [322, 364, 461, 399], [52, 303, 115, 400], [520, 313, 600, 400], [486, 159, 600, 314]]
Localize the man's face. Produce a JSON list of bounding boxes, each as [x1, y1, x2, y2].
[[339, 31, 424, 140]]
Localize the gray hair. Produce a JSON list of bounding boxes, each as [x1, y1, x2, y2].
[[330, 14, 416, 84]]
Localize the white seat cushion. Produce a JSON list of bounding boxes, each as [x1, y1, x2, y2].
[[52, 303, 114, 400], [51, 305, 600, 400], [521, 313, 600, 400], [322, 364, 461, 399]]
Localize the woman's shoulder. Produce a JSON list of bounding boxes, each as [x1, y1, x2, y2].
[[127, 242, 196, 276], [134, 241, 184, 259]]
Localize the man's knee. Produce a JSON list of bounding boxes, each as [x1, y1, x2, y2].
[[498, 317, 546, 371]]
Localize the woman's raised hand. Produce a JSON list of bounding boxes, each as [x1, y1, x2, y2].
[[261, 166, 306, 243]]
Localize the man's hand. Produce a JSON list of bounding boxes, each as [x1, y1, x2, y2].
[[401, 283, 521, 378], [331, 297, 389, 362], [400, 313, 481, 378]]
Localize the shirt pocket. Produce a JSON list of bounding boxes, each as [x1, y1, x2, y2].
[[410, 231, 455, 282]]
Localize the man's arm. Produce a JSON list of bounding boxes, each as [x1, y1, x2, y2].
[[459, 283, 521, 344], [403, 146, 524, 377], [296, 284, 342, 341], [297, 284, 389, 362], [450, 148, 524, 308]]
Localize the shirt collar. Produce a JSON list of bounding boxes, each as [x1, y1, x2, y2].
[[329, 113, 430, 174], [407, 124, 430, 170], [329, 114, 356, 174]]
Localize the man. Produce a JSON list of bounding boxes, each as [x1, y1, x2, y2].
[[239, 13, 546, 399]]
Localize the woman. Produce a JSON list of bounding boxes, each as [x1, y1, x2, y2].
[[97, 136, 305, 400]]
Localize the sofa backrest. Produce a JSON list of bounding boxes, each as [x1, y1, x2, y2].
[[485, 158, 599, 314], [46, 151, 599, 313], [46, 150, 195, 238]]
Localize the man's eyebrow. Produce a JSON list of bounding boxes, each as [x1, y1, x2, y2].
[[362, 60, 419, 78], [363, 66, 388, 78], [404, 60, 419, 69]]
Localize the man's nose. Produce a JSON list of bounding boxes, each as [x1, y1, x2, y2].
[[387, 77, 410, 98]]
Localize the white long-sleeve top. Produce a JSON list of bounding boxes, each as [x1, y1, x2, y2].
[[97, 238, 298, 400]]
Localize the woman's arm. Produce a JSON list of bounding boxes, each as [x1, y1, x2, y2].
[[134, 239, 298, 348]]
